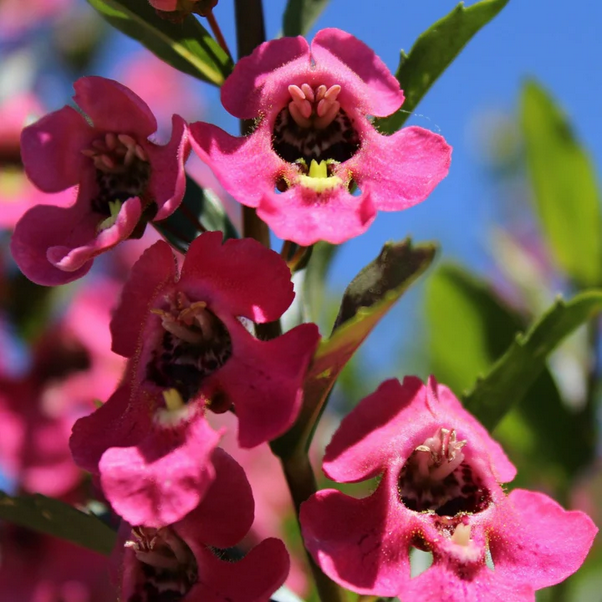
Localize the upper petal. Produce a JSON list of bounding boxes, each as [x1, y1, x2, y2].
[[73, 76, 157, 138], [354, 126, 452, 211], [221, 36, 310, 119], [20, 105, 93, 192], [110, 240, 177, 358], [324, 377, 430, 482], [311, 28, 404, 117], [180, 231, 295, 323]]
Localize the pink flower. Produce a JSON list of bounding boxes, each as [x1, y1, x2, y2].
[[12, 76, 189, 286], [300, 377, 597, 601], [190, 28, 452, 245], [117, 448, 290, 602], [70, 233, 319, 525], [108, 231, 319, 448]]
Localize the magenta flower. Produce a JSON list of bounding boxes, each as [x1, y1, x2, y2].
[[12, 76, 189, 286], [108, 231, 319, 448], [190, 28, 452, 245], [70, 232, 319, 525], [117, 448, 290, 602], [300, 377, 597, 600]]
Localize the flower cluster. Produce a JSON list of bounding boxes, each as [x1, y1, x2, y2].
[[5, 19, 597, 602]]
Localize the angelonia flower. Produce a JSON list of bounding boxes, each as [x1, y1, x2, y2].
[[190, 28, 452, 245], [300, 376, 597, 601], [70, 232, 320, 526], [12, 76, 189, 286], [117, 449, 290, 602]]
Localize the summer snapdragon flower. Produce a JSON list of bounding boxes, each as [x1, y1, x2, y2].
[[116, 449, 290, 602], [300, 377, 597, 601], [190, 28, 452, 245], [70, 232, 319, 526], [12, 76, 189, 285]]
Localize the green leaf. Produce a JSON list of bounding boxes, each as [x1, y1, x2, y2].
[[282, 0, 329, 36], [426, 263, 521, 394], [87, 0, 232, 86], [272, 239, 436, 458], [154, 175, 239, 253], [464, 289, 602, 431], [426, 264, 592, 484], [521, 81, 602, 286], [375, 0, 509, 134], [0, 491, 117, 555]]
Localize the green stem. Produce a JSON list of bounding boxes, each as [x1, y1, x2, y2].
[[280, 453, 347, 602], [234, 0, 271, 249]]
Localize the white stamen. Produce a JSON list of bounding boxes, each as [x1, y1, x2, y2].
[[301, 83, 314, 101], [135, 144, 148, 162], [325, 84, 341, 100], [315, 85, 327, 101], [288, 84, 306, 102]]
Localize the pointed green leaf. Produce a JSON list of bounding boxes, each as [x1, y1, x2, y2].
[[0, 491, 117, 555], [464, 289, 602, 430], [521, 81, 602, 286], [375, 0, 509, 133], [87, 0, 232, 86], [272, 239, 436, 458], [426, 264, 592, 483], [283, 0, 329, 36], [154, 175, 239, 253]]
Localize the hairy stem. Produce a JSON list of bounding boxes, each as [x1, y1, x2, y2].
[[280, 453, 347, 602]]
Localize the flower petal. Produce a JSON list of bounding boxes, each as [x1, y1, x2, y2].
[[324, 377, 429, 482], [180, 232, 295, 323], [257, 183, 377, 246], [221, 36, 310, 119], [399, 562, 533, 602], [73, 76, 157, 138], [215, 321, 320, 448], [301, 476, 413, 597], [189, 121, 283, 209], [354, 126, 452, 211], [311, 28, 404, 117], [99, 413, 221, 528], [20, 105, 92, 192], [69, 382, 153, 474], [146, 114, 190, 221], [187, 539, 290, 602], [10, 200, 94, 286], [110, 240, 177, 358], [176, 448, 254, 548], [491, 489, 598, 591]]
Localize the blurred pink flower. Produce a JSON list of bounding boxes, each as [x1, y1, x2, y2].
[[301, 376, 597, 601], [190, 28, 451, 245], [0, 523, 116, 602], [0, 0, 73, 39], [0, 277, 124, 496]]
